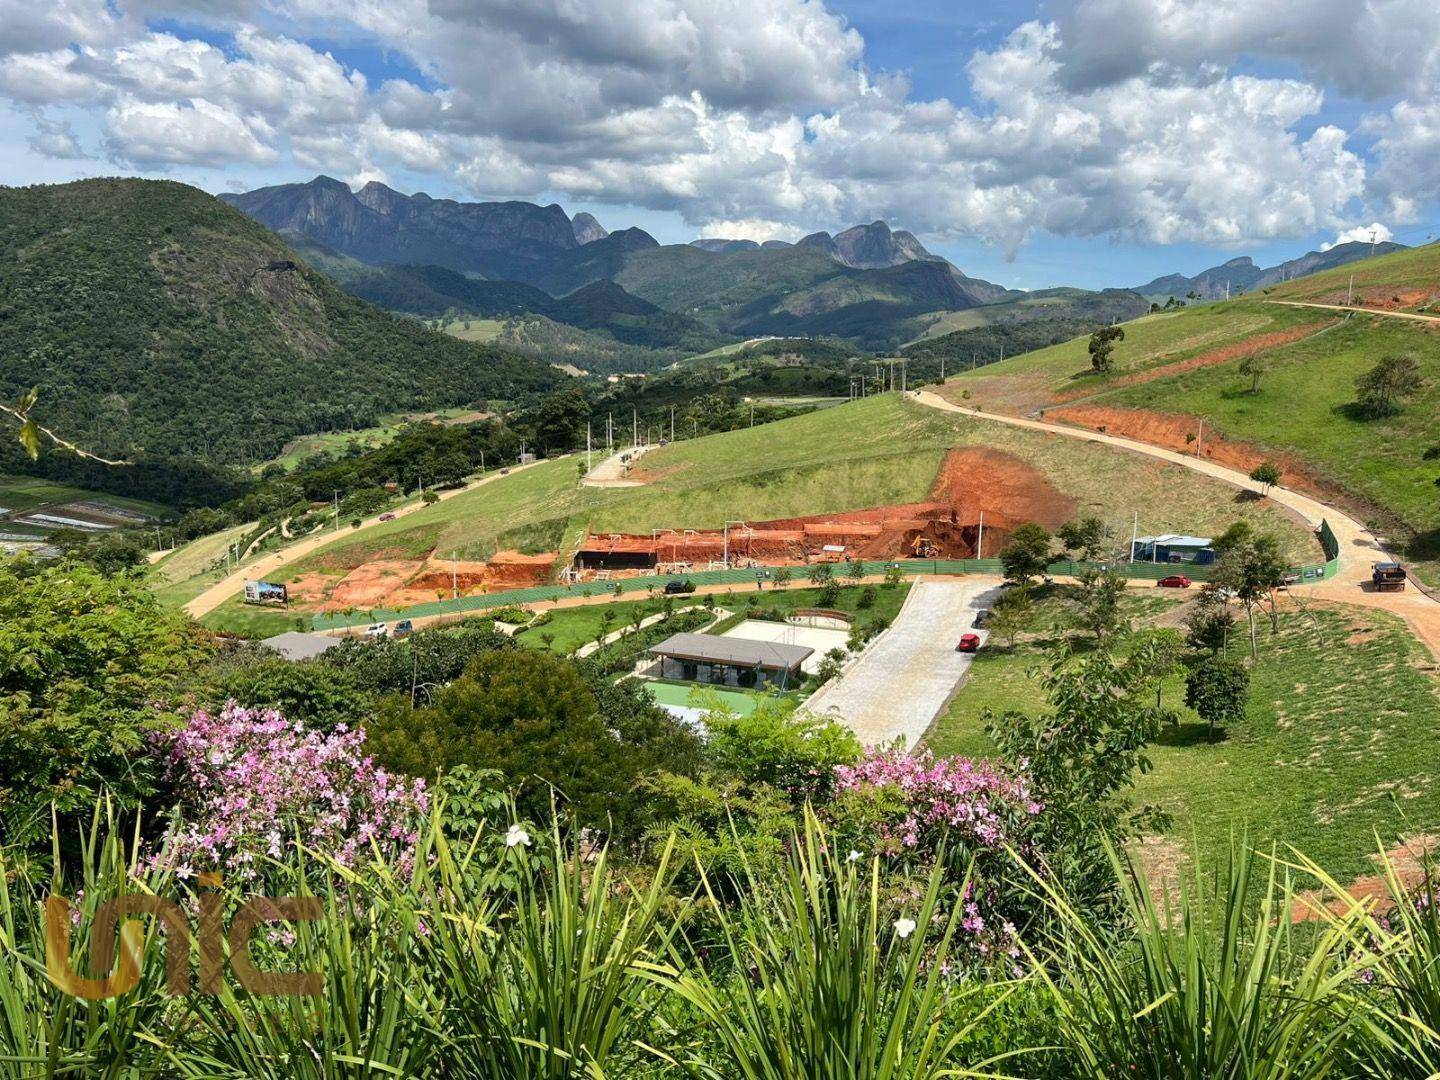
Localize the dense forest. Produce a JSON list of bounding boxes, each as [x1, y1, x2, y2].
[[0, 179, 559, 467]]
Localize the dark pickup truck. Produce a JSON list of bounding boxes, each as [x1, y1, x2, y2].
[[1372, 562, 1407, 592]]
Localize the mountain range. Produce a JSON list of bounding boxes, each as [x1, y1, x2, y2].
[[222, 176, 1018, 350], [1132, 241, 1408, 300]]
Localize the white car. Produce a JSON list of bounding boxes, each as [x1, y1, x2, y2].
[[363, 623, 389, 639]]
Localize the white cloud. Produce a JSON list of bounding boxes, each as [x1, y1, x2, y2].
[[696, 217, 802, 242], [0, 0, 1413, 253], [105, 97, 277, 166], [1322, 222, 1393, 251]]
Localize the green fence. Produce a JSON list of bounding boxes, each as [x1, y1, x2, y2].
[[310, 546, 1337, 632]]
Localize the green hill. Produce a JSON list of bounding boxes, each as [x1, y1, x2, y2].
[[0, 179, 559, 466], [935, 246, 1440, 577]]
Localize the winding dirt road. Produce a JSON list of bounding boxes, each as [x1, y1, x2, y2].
[[183, 458, 554, 619], [1265, 300, 1440, 325], [913, 390, 1440, 661]]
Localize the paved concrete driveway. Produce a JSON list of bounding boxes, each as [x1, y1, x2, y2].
[[802, 579, 998, 748]]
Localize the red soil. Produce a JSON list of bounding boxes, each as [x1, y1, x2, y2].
[[326, 559, 427, 610], [1043, 403, 1351, 507], [577, 446, 1076, 568], [1052, 324, 1333, 403], [1292, 834, 1439, 923]]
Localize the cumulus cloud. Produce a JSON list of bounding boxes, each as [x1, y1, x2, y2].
[[1322, 222, 1394, 251], [0, 0, 1418, 253]]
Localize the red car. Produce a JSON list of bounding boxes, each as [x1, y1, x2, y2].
[[1157, 574, 1192, 588], [379, 512, 396, 522], [956, 633, 981, 653]]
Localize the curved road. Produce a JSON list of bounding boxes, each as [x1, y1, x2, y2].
[[1265, 300, 1440, 325], [912, 390, 1440, 660], [183, 458, 554, 619]]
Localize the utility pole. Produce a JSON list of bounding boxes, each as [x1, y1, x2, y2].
[[586, 420, 592, 473], [607, 412, 613, 452], [632, 407, 637, 448], [976, 511, 985, 559], [451, 552, 458, 599], [1196, 418, 1204, 458], [333, 490, 339, 531], [1129, 510, 1138, 564], [1347, 273, 1355, 306], [1369, 227, 1379, 258], [940, 357, 945, 382], [670, 405, 675, 442]]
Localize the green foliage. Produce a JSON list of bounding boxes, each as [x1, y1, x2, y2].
[[999, 522, 1053, 585], [1354, 352, 1423, 418], [1087, 325, 1125, 373], [0, 560, 211, 842], [0, 179, 558, 468], [1030, 842, 1363, 1080], [1070, 568, 1130, 644], [1210, 526, 1289, 657], [986, 639, 1177, 910], [1056, 516, 1113, 562], [1184, 656, 1250, 733], [1249, 460, 1283, 493], [988, 586, 1038, 648], [368, 649, 701, 835]]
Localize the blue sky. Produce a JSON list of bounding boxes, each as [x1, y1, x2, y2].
[[0, 0, 1436, 290]]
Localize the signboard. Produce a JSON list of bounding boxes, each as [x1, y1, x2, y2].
[[243, 579, 289, 606]]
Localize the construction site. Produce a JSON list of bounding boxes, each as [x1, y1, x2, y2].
[[569, 446, 1076, 579]]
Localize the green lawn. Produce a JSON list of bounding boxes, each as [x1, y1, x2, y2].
[[440, 317, 505, 342], [927, 593, 1440, 881], [149, 521, 255, 608], [198, 597, 309, 638]]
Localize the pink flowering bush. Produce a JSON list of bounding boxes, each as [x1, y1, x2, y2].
[[831, 748, 1043, 970], [150, 701, 427, 883]]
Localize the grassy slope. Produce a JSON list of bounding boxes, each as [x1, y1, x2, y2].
[[190, 395, 1318, 634], [935, 251, 1440, 569], [1264, 242, 1440, 311], [927, 594, 1440, 879], [149, 522, 255, 608]]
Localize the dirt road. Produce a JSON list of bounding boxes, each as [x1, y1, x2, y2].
[[581, 444, 654, 487], [1265, 300, 1440, 325], [183, 458, 554, 619], [913, 390, 1440, 661]]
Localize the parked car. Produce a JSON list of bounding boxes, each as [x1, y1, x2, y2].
[[364, 623, 389, 639], [955, 633, 981, 653], [972, 609, 991, 629], [393, 619, 414, 637], [379, 512, 396, 522], [664, 579, 696, 595], [499, 467, 511, 475], [1157, 574, 1192, 588]]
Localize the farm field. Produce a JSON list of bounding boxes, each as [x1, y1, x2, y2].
[[439, 317, 505, 342], [0, 474, 167, 549], [191, 394, 1321, 635], [926, 591, 1440, 881]]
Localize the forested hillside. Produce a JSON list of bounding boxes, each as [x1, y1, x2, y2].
[[0, 179, 558, 465]]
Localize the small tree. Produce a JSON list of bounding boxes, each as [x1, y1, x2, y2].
[[1238, 353, 1269, 394], [988, 586, 1036, 648], [1057, 516, 1113, 563], [1354, 353, 1422, 418], [842, 559, 865, 584], [774, 566, 793, 590], [1185, 585, 1236, 657], [808, 563, 835, 588], [1211, 531, 1288, 658], [1185, 657, 1249, 734], [1071, 568, 1130, 644], [1087, 325, 1125, 373], [1249, 460, 1282, 494], [882, 564, 904, 589], [857, 584, 877, 610], [999, 523, 1053, 586]]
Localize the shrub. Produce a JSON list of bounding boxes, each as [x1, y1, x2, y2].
[[151, 702, 428, 881]]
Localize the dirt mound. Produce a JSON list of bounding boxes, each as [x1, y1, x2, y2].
[[578, 446, 1077, 569], [327, 559, 426, 609], [1052, 323, 1333, 403], [930, 446, 1076, 534]]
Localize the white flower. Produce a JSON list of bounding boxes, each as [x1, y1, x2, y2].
[[847, 849, 862, 863], [894, 917, 917, 939], [505, 825, 531, 848]]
